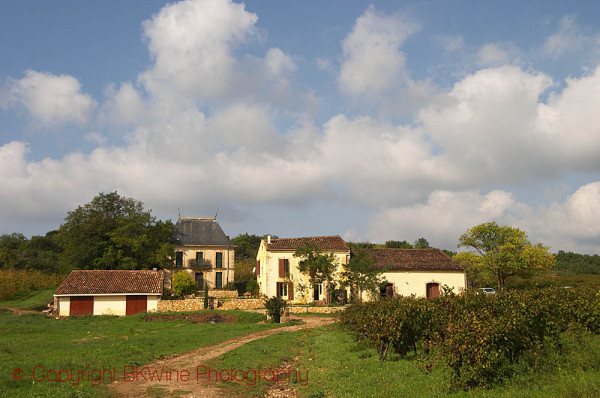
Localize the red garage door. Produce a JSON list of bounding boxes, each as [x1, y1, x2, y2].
[[70, 296, 94, 316], [126, 295, 147, 315]]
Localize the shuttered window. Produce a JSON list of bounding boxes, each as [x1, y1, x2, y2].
[[216, 253, 223, 268], [175, 252, 183, 268], [278, 259, 290, 277], [196, 252, 203, 267], [215, 272, 223, 289], [256, 260, 260, 275]]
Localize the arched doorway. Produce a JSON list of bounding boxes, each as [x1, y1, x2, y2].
[[426, 282, 440, 298]]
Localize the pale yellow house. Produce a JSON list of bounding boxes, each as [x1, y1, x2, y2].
[[256, 235, 350, 304], [172, 217, 235, 290], [366, 248, 466, 299], [54, 270, 163, 316]]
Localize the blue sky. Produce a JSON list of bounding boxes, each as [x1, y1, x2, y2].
[[1, 0, 599, 253]]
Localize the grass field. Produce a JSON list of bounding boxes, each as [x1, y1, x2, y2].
[[0, 287, 56, 310], [0, 304, 274, 398], [213, 324, 600, 398]]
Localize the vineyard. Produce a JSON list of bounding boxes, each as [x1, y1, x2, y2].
[[0, 269, 64, 300], [341, 287, 600, 390]]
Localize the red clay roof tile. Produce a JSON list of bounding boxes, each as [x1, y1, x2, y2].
[[55, 270, 163, 295]]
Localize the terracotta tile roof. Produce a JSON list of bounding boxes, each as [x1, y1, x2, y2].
[[365, 248, 464, 271], [55, 270, 163, 295], [267, 236, 349, 251]]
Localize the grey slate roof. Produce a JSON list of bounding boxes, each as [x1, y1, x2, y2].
[[173, 217, 234, 247]]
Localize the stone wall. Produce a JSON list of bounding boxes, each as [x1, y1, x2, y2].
[[209, 290, 238, 298], [219, 299, 264, 310], [158, 298, 346, 314], [158, 298, 214, 312]]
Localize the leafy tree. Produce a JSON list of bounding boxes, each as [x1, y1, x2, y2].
[[457, 222, 555, 290], [385, 240, 413, 249], [413, 237, 430, 249], [341, 249, 383, 302], [0, 232, 65, 274], [56, 192, 174, 270], [294, 241, 338, 304], [172, 271, 197, 297]]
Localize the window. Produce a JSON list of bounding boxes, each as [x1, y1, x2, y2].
[[175, 252, 183, 268], [277, 282, 288, 298], [196, 252, 203, 267], [256, 260, 260, 275], [278, 258, 290, 277], [216, 252, 223, 268], [215, 272, 223, 289]]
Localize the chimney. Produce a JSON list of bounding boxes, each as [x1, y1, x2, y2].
[[267, 235, 271, 244]]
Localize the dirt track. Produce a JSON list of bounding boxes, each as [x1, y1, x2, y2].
[[109, 316, 334, 398]]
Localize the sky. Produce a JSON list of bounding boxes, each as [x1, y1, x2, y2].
[[1, 0, 599, 254]]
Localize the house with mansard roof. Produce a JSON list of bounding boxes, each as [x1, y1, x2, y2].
[[365, 248, 466, 299], [54, 270, 163, 316], [255, 235, 350, 304], [172, 217, 235, 290]]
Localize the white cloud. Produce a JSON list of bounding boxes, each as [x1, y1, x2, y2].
[[368, 183, 600, 254], [543, 15, 587, 58], [3, 70, 96, 128], [368, 189, 515, 250], [477, 43, 511, 66], [101, 82, 145, 125], [338, 5, 419, 97], [139, 0, 258, 101]]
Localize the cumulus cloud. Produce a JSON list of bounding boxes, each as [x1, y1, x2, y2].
[[139, 0, 258, 101], [1, 2, 600, 254], [368, 190, 515, 250], [338, 5, 419, 97], [368, 183, 600, 254], [2, 70, 96, 128]]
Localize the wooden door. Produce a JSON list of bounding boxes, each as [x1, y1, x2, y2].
[[195, 272, 204, 290], [426, 283, 440, 298], [126, 295, 147, 315], [70, 296, 94, 316]]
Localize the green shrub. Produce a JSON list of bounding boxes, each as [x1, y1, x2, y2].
[[247, 279, 259, 297], [340, 286, 600, 390], [172, 271, 197, 297], [264, 296, 286, 323]]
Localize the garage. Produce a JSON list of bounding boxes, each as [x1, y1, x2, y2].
[[69, 296, 94, 316], [54, 270, 163, 316]]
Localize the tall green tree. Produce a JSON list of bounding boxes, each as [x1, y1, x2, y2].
[[294, 242, 338, 304], [457, 222, 555, 290], [413, 237, 430, 249], [341, 249, 383, 302], [56, 192, 174, 270]]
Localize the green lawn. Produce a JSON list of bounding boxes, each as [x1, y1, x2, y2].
[[0, 288, 56, 310], [0, 309, 273, 398], [213, 324, 600, 398]]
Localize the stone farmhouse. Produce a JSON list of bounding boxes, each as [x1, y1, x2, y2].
[[171, 217, 235, 290]]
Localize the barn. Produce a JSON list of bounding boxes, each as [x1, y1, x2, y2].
[[367, 248, 466, 299], [54, 270, 163, 316]]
